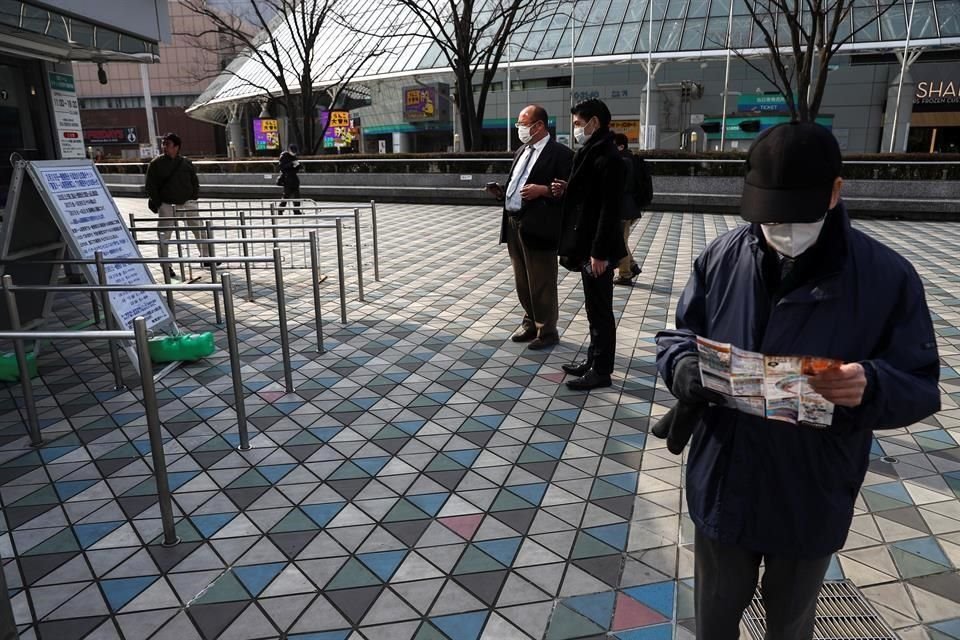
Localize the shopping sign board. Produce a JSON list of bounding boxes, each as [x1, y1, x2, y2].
[[402, 84, 450, 122], [253, 118, 280, 150]]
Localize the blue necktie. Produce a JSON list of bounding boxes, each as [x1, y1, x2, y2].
[[506, 146, 534, 201]]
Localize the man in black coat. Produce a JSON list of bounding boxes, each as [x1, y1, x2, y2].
[[613, 133, 643, 285], [278, 144, 301, 214], [487, 104, 573, 350], [551, 99, 627, 390]]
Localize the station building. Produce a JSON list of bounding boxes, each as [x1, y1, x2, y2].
[[186, 0, 960, 155], [0, 0, 170, 207]]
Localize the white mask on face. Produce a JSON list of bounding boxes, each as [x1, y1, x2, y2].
[[517, 124, 533, 144], [761, 217, 826, 258]]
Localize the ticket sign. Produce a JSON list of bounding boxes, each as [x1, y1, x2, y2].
[[253, 118, 280, 150]]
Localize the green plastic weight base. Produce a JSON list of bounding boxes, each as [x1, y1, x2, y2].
[[148, 332, 216, 363], [0, 352, 38, 382]]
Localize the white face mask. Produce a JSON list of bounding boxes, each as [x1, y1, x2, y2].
[[517, 124, 533, 144], [761, 218, 826, 258], [573, 126, 590, 145]]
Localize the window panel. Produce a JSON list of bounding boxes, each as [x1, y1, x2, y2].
[[689, 0, 710, 18], [638, 20, 663, 51], [588, 0, 613, 25], [519, 30, 546, 59], [880, 3, 907, 38], [706, 15, 729, 47], [666, 0, 689, 19], [659, 18, 683, 49], [730, 15, 752, 47], [576, 25, 602, 54], [852, 0, 881, 41], [626, 0, 649, 21], [594, 23, 621, 54], [606, 0, 629, 24], [910, 2, 938, 38], [539, 29, 563, 57], [681, 18, 706, 48], [615, 22, 642, 52], [652, 0, 669, 21], [938, 0, 960, 35], [710, 0, 731, 17]]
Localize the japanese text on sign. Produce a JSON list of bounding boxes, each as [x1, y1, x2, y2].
[[36, 166, 171, 329]]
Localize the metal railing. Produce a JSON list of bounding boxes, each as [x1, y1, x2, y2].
[[0, 315, 180, 547], [128, 200, 380, 282], [135, 232, 350, 323]]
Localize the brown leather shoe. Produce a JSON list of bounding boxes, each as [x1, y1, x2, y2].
[[528, 333, 559, 350], [511, 327, 537, 343]]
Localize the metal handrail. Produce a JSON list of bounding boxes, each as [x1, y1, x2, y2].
[[0, 314, 180, 547]]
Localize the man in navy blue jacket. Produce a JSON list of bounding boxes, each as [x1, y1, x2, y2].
[[656, 122, 940, 639]]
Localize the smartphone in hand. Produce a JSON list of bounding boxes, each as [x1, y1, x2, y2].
[[485, 182, 504, 199]]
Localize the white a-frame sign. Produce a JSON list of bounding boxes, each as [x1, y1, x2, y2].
[[0, 158, 177, 373]]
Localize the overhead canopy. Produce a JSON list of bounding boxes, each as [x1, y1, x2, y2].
[[0, 0, 162, 63], [187, 0, 960, 122]]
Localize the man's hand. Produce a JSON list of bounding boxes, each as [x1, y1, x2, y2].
[[521, 184, 548, 201], [590, 257, 608, 277], [671, 355, 727, 405], [485, 182, 504, 199], [550, 179, 567, 198], [806, 363, 867, 407]]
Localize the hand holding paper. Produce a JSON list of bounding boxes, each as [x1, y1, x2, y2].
[[806, 363, 866, 407]]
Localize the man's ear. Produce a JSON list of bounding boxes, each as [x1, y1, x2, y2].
[[829, 177, 843, 209]]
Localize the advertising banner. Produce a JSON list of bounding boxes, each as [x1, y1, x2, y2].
[[253, 118, 280, 150]]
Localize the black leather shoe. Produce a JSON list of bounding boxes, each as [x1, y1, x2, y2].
[[566, 370, 612, 391], [631, 263, 642, 276], [527, 333, 559, 350], [613, 276, 634, 286], [511, 327, 537, 343], [562, 359, 591, 377]]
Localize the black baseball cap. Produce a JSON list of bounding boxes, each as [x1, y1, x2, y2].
[[740, 121, 842, 224]]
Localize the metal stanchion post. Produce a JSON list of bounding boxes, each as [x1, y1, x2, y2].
[[221, 274, 250, 451], [171, 208, 188, 282], [309, 231, 325, 353], [272, 248, 294, 392], [95, 251, 126, 391], [134, 317, 179, 546], [2, 276, 41, 447], [239, 210, 254, 301], [207, 222, 222, 325], [370, 200, 380, 282], [353, 208, 365, 302], [90, 290, 101, 326], [335, 219, 347, 323]]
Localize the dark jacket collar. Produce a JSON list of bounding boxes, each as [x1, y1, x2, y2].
[[750, 202, 850, 299]]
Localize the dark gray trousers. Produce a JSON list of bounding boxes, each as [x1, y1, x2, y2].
[[694, 529, 832, 640]]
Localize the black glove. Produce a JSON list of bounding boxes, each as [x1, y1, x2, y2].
[[650, 402, 707, 455], [671, 355, 727, 405]]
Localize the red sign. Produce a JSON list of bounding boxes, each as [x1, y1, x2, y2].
[[83, 127, 138, 144]]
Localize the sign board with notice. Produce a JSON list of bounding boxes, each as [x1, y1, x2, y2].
[[47, 72, 85, 159], [0, 159, 176, 371]]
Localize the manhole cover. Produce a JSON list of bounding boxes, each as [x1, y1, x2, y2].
[[742, 580, 896, 639]]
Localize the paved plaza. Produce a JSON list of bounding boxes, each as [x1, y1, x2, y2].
[[1, 198, 959, 640]]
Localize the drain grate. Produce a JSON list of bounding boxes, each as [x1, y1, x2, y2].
[[742, 580, 896, 640]]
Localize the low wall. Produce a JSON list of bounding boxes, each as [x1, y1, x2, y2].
[[105, 173, 960, 219]]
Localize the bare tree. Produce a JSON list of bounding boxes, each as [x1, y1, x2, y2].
[[179, 0, 384, 153], [735, 0, 898, 121], [357, 0, 555, 151]]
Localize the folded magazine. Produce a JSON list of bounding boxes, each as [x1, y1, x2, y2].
[[696, 336, 841, 427]]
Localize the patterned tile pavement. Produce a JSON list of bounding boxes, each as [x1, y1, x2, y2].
[[0, 198, 958, 640]]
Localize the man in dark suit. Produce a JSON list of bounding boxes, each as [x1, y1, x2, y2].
[[487, 105, 574, 350], [551, 99, 627, 390]]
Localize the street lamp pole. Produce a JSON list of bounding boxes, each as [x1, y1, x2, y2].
[[719, 0, 735, 150], [644, 0, 653, 149], [506, 38, 512, 150]]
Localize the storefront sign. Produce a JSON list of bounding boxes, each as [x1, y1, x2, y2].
[[404, 86, 438, 121], [916, 81, 960, 106], [611, 118, 641, 145], [47, 72, 85, 159], [253, 118, 280, 150], [84, 127, 138, 144]]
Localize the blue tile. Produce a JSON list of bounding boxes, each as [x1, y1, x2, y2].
[[357, 550, 407, 581], [234, 562, 287, 596], [564, 590, 616, 627], [623, 582, 675, 619], [431, 611, 489, 640], [101, 576, 158, 611]]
